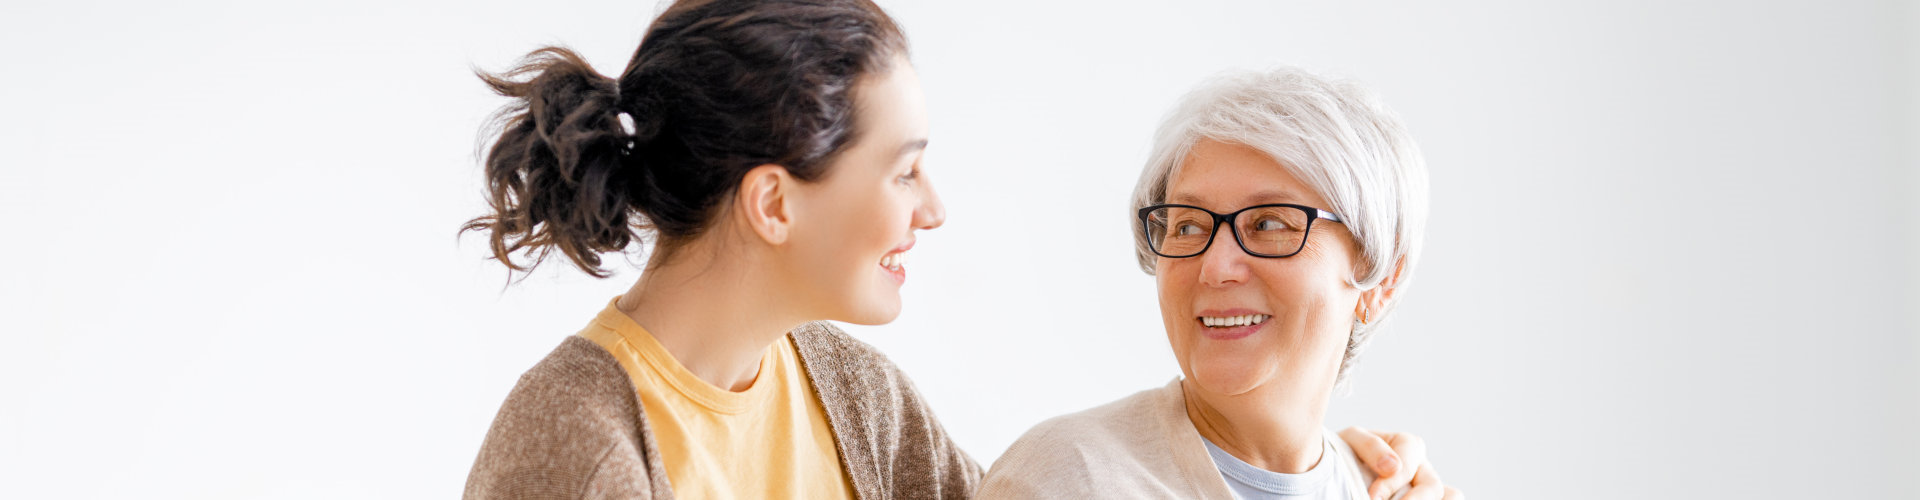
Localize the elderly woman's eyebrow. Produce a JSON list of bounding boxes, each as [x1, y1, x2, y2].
[[1166, 189, 1305, 206]]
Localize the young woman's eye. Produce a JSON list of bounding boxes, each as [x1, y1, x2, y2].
[[897, 168, 919, 184]]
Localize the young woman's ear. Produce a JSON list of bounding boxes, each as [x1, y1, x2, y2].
[[735, 164, 795, 245]]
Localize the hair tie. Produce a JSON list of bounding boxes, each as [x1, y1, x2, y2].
[[617, 112, 638, 155], [617, 112, 637, 136]]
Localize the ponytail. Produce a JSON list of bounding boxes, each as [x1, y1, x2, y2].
[[464, 47, 639, 278]]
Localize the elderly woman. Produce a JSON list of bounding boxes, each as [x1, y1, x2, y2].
[[976, 67, 1460, 500]]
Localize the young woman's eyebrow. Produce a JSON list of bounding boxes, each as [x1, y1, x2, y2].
[[896, 138, 928, 159]]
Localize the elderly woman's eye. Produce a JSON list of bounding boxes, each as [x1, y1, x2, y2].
[[1175, 222, 1206, 236], [1255, 218, 1290, 232]]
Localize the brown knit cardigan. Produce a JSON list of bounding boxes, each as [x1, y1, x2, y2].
[[463, 322, 982, 499]]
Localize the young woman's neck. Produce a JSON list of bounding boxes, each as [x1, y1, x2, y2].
[[615, 238, 803, 392], [1180, 378, 1332, 474]]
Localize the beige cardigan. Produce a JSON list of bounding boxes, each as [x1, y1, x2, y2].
[[463, 322, 981, 499], [975, 379, 1379, 499]]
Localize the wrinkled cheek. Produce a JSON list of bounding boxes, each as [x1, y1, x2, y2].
[[1308, 292, 1358, 347], [1158, 307, 1196, 374], [1282, 297, 1349, 377], [1163, 328, 1192, 371]]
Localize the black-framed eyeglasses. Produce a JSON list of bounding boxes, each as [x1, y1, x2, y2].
[[1138, 203, 1344, 259]]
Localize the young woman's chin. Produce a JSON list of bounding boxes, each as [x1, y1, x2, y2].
[[837, 297, 902, 325], [829, 273, 904, 325]]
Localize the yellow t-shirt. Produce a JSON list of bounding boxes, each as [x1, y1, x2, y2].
[[577, 299, 855, 500]]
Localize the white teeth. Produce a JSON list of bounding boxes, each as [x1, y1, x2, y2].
[[881, 251, 908, 271], [1200, 314, 1270, 328]]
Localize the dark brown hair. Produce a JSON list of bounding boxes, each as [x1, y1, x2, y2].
[[464, 0, 908, 278]]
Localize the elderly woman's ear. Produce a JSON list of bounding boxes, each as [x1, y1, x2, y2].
[[1356, 255, 1410, 325]]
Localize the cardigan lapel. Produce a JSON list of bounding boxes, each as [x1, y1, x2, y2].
[[1160, 379, 1246, 500], [789, 324, 886, 500]]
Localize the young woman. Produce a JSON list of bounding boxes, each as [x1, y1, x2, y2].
[[461, 1, 1445, 498]]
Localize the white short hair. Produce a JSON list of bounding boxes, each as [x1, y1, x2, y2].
[[1129, 67, 1429, 387]]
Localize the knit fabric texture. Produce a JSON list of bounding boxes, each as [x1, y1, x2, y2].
[[463, 322, 981, 499]]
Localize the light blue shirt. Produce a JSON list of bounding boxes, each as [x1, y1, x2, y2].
[[1201, 433, 1360, 500]]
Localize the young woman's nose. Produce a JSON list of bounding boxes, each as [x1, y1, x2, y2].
[[913, 172, 946, 231]]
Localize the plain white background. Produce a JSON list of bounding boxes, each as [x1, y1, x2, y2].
[[3, 0, 1916, 498]]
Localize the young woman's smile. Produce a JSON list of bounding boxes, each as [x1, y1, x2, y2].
[[879, 239, 913, 285]]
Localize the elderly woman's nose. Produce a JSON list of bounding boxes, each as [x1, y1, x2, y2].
[[1196, 237, 1252, 285]]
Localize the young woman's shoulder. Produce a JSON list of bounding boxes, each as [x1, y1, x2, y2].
[[789, 321, 905, 383], [463, 336, 666, 499], [789, 321, 984, 499]]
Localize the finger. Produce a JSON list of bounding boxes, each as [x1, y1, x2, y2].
[[1384, 430, 1429, 479], [1370, 431, 1427, 499], [1399, 462, 1446, 500], [1337, 427, 1401, 479], [1442, 486, 1465, 500]]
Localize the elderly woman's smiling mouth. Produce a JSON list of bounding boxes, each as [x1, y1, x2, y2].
[[1195, 308, 1273, 340]]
